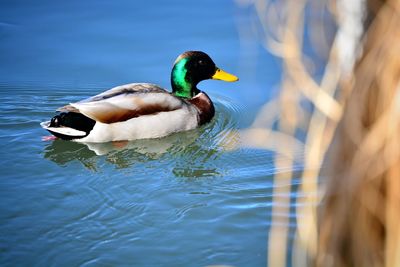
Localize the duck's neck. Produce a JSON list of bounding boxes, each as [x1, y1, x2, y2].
[[171, 58, 199, 98]]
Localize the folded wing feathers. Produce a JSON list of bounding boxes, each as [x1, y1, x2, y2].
[[70, 92, 184, 124], [79, 83, 166, 103], [56, 104, 80, 113]]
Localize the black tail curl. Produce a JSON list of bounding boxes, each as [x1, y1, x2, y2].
[[49, 112, 96, 140]]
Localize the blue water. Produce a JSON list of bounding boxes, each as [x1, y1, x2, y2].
[[0, 1, 287, 266]]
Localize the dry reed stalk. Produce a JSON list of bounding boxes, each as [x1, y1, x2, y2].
[[238, 0, 345, 265], [317, 1, 400, 266], [266, 78, 301, 267], [236, 0, 400, 266]]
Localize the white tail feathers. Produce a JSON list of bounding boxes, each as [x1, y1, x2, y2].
[[40, 121, 86, 137]]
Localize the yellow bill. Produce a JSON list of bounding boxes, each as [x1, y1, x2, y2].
[[212, 68, 239, 82]]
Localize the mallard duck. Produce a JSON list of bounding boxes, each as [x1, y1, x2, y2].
[[41, 51, 238, 143]]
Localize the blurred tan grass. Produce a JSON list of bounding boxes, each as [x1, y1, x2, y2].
[[236, 0, 400, 266]]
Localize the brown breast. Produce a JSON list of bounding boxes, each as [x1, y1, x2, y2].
[[188, 92, 215, 125]]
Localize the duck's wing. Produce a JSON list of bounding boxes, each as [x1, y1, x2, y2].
[[58, 83, 185, 124]]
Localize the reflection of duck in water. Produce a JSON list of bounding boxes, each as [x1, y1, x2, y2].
[[43, 111, 240, 175], [83, 129, 201, 156], [43, 129, 202, 170], [41, 51, 238, 142]]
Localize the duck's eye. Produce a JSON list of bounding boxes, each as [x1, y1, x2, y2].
[[198, 60, 204, 65]]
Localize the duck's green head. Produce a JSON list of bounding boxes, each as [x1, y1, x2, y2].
[[171, 51, 239, 98]]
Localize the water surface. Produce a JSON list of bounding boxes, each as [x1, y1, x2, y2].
[[0, 1, 290, 266]]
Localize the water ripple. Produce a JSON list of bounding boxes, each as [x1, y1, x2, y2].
[[0, 82, 312, 267]]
